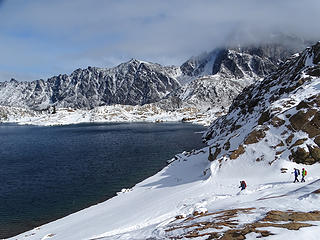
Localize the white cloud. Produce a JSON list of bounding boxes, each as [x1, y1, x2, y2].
[[0, 0, 319, 81]]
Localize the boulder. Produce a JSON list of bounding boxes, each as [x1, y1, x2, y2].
[[308, 145, 320, 162], [291, 147, 309, 163], [244, 129, 267, 145], [289, 109, 317, 131], [304, 158, 317, 165], [230, 145, 245, 160], [213, 147, 221, 161], [314, 135, 320, 147], [258, 111, 271, 125], [286, 134, 294, 145], [271, 116, 285, 127], [296, 100, 310, 110], [290, 138, 307, 148]]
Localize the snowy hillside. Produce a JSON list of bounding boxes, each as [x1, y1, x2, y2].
[[204, 41, 320, 166], [8, 42, 320, 240], [0, 104, 211, 126]]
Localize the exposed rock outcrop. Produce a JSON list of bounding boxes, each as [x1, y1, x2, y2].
[[204, 41, 320, 165]]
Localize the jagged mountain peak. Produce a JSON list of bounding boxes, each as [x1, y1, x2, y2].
[[180, 34, 312, 80], [0, 38, 314, 119], [204, 41, 320, 166], [0, 58, 181, 109]]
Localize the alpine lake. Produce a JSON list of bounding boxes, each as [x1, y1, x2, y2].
[[0, 122, 206, 238]]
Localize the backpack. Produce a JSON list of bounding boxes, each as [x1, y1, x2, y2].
[[242, 181, 247, 188], [297, 169, 300, 175], [304, 170, 307, 176]]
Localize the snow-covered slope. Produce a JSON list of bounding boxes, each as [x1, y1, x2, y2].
[[204, 41, 320, 166], [0, 104, 207, 126], [8, 42, 320, 240], [8, 143, 320, 240]]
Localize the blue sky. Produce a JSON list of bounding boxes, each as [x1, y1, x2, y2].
[[0, 0, 319, 82]]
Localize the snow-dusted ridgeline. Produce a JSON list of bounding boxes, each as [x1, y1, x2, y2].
[[0, 40, 308, 126]]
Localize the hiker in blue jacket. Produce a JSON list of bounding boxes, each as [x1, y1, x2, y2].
[[293, 168, 300, 183]]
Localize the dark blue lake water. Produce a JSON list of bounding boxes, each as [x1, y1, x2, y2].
[[0, 122, 205, 238]]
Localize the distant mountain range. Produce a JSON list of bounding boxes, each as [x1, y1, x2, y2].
[[0, 35, 311, 114]]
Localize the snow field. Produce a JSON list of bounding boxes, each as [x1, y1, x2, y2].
[[8, 143, 320, 240]]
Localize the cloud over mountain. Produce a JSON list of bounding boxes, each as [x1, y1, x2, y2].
[[0, 0, 319, 81]]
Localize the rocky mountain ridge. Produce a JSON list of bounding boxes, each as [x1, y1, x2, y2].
[[204, 41, 320, 165], [157, 41, 309, 116], [0, 60, 181, 110], [0, 38, 311, 123]]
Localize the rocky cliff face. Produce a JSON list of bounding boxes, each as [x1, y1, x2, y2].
[[204, 41, 320, 165], [180, 42, 302, 79], [0, 60, 181, 110], [159, 41, 308, 114]]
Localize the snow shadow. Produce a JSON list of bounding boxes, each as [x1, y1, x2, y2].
[[140, 158, 209, 189]]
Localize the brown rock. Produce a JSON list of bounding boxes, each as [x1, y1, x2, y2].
[[258, 111, 270, 125], [304, 158, 317, 165], [244, 129, 267, 145], [306, 66, 320, 77], [275, 141, 285, 148], [271, 116, 285, 127], [290, 147, 309, 163], [193, 210, 207, 216], [213, 147, 221, 161], [289, 109, 317, 131], [230, 145, 245, 160], [314, 135, 320, 147], [308, 145, 320, 162], [286, 134, 294, 145], [231, 124, 242, 131], [312, 188, 320, 194], [302, 112, 320, 138], [224, 141, 230, 151], [276, 150, 285, 155], [296, 100, 310, 110], [290, 138, 307, 148], [286, 124, 295, 131], [311, 94, 320, 107]]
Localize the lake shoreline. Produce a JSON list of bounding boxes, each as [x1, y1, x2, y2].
[[0, 122, 206, 238]]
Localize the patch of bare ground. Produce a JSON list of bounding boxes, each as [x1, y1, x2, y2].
[[312, 188, 320, 194], [165, 208, 320, 239]]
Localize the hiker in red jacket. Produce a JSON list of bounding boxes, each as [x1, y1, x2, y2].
[[239, 180, 247, 190]]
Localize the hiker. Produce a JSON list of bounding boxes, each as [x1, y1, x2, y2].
[[293, 168, 300, 183], [239, 180, 247, 190], [301, 168, 307, 182]]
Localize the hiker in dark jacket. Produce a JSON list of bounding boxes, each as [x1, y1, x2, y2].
[[239, 180, 247, 190], [293, 168, 300, 183]]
